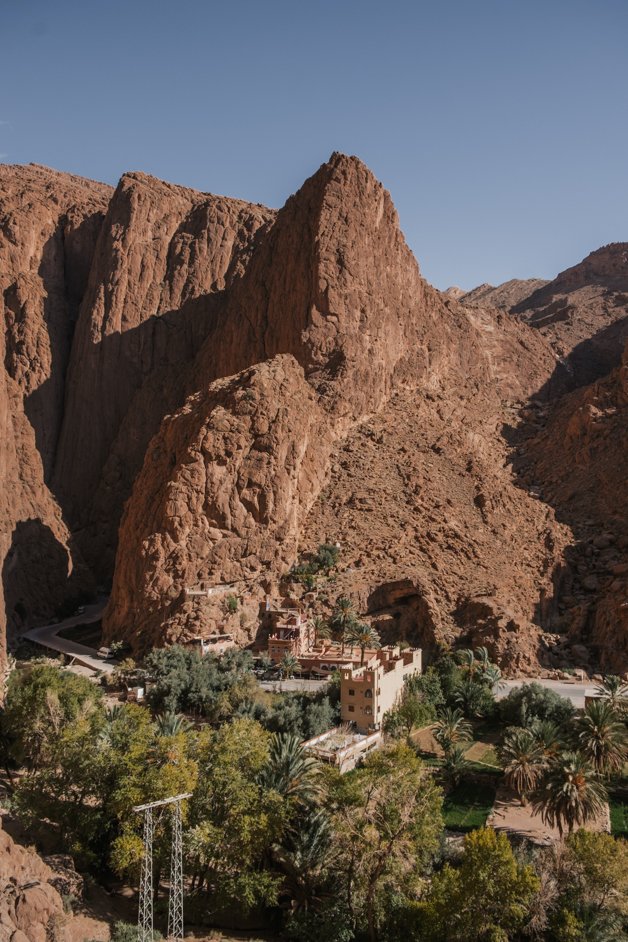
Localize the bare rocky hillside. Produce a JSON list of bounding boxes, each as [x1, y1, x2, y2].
[[1, 157, 626, 672]]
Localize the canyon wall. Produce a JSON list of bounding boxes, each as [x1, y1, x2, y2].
[[1, 156, 627, 671]]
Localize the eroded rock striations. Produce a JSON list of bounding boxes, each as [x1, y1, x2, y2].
[[1, 155, 627, 670], [0, 165, 109, 654], [103, 156, 571, 666], [53, 172, 274, 580]]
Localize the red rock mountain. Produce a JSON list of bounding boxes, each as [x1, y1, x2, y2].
[[1, 156, 627, 671]]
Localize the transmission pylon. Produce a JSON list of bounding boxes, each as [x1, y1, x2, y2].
[[137, 807, 154, 942], [133, 793, 191, 942], [167, 801, 184, 942]]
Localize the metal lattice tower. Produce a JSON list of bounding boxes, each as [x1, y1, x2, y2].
[[167, 802, 184, 942], [134, 794, 191, 942], [137, 807, 154, 942]]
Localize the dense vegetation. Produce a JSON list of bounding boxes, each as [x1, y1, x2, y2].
[[0, 654, 626, 941]]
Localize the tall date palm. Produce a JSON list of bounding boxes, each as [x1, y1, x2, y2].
[[500, 727, 546, 805], [532, 752, 607, 837], [575, 700, 627, 776]]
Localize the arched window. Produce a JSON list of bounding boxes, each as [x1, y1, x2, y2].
[[364, 689, 373, 699]]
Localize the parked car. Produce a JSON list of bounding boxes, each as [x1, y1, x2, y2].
[[97, 646, 115, 661]]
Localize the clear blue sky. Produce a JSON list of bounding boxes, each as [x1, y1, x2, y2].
[[2, 0, 627, 289]]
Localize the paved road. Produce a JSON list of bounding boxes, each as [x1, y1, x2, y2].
[[23, 598, 115, 675], [260, 678, 329, 693], [497, 678, 591, 709]]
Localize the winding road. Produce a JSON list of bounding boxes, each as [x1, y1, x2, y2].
[[22, 607, 596, 705], [23, 597, 115, 675]]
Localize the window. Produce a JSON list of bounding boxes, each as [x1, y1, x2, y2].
[[348, 705, 355, 713], [364, 689, 373, 699], [364, 706, 373, 715], [348, 688, 355, 696]]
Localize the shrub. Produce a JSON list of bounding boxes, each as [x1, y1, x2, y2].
[[226, 594, 239, 614], [498, 683, 575, 729], [314, 543, 341, 572]]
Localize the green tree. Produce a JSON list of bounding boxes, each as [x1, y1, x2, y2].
[[498, 682, 575, 728], [186, 718, 284, 913], [333, 743, 443, 941], [312, 616, 332, 645], [500, 727, 546, 805], [433, 708, 472, 753], [108, 712, 198, 882], [383, 691, 435, 739], [315, 543, 341, 573], [405, 667, 445, 712], [155, 711, 194, 736], [145, 645, 257, 720], [331, 597, 356, 654], [594, 675, 628, 714], [279, 653, 302, 679], [453, 676, 495, 718], [441, 742, 469, 790], [420, 828, 539, 941], [258, 733, 324, 807], [4, 663, 102, 769], [532, 753, 607, 838], [530, 718, 564, 759], [273, 808, 335, 911], [226, 594, 239, 613], [563, 829, 628, 916], [13, 702, 108, 866], [575, 700, 627, 776], [345, 621, 381, 665]]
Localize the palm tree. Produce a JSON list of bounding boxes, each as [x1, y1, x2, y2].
[[530, 719, 564, 759], [258, 734, 323, 806], [532, 752, 608, 837], [575, 700, 627, 776], [478, 662, 502, 691], [474, 646, 490, 669], [273, 809, 334, 910], [442, 743, 469, 790], [279, 653, 302, 679], [433, 707, 472, 754], [594, 675, 628, 714], [345, 621, 381, 665], [500, 727, 546, 805], [331, 597, 355, 653], [457, 648, 475, 673], [156, 711, 194, 736], [312, 616, 331, 646]]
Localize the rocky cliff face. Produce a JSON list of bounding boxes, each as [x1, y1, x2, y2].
[[1, 164, 111, 480], [459, 245, 628, 390], [1, 156, 627, 671], [454, 278, 549, 310], [106, 356, 334, 650], [103, 156, 572, 665], [52, 173, 273, 580], [518, 341, 628, 672], [0, 825, 87, 942], [0, 165, 108, 653]]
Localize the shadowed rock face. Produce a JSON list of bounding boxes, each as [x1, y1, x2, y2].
[[520, 342, 628, 671], [0, 165, 103, 654], [1, 156, 627, 670], [52, 172, 274, 579]]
